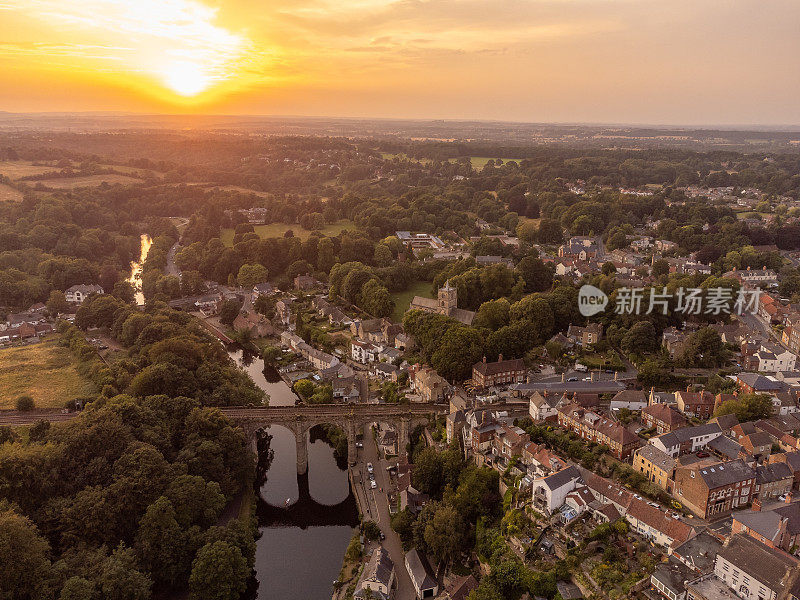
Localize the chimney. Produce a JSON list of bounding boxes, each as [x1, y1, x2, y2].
[[482, 356, 487, 363], [498, 354, 503, 362], [753, 497, 762, 512]]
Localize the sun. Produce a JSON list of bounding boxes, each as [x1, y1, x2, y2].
[[161, 60, 214, 97]]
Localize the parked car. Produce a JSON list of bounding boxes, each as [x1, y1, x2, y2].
[[356, 442, 363, 448], [367, 462, 374, 473], [370, 480, 377, 489]]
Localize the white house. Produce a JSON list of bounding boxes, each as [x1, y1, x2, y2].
[[529, 392, 563, 421], [755, 343, 797, 373], [65, 284, 103, 304], [354, 547, 394, 600], [531, 466, 581, 514]]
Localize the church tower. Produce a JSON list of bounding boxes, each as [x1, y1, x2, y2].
[[438, 280, 458, 315]]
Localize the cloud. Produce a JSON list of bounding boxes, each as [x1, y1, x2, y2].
[[0, 0, 258, 94]]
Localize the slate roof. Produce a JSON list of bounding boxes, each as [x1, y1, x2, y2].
[[653, 423, 722, 449], [635, 444, 676, 471], [706, 435, 744, 460], [737, 372, 785, 392], [473, 357, 525, 376], [538, 465, 581, 492], [642, 404, 687, 427], [671, 531, 722, 574], [694, 459, 755, 488], [718, 534, 798, 591], [405, 549, 436, 592], [652, 558, 695, 597]]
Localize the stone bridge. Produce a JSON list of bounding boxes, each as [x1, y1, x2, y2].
[[219, 404, 448, 474]]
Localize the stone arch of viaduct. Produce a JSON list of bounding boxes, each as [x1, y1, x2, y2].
[[220, 405, 446, 475]]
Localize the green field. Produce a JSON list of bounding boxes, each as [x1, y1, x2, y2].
[[221, 219, 355, 246], [391, 280, 434, 323], [0, 336, 96, 409]]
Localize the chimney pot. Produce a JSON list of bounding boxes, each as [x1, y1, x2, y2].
[[482, 356, 486, 363]]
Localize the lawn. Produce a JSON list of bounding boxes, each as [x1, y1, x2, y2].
[[0, 160, 62, 180], [220, 219, 355, 246], [25, 174, 143, 189], [0, 183, 23, 202], [391, 280, 434, 323], [0, 336, 96, 409]]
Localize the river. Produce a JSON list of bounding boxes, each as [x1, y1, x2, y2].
[[229, 349, 359, 600], [128, 234, 152, 306]]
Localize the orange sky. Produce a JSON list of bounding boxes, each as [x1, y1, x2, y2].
[[1, 0, 799, 125]]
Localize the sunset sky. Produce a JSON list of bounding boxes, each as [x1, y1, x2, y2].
[[1, 0, 798, 125]]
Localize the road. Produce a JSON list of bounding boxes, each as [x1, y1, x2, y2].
[[354, 427, 415, 600], [165, 241, 181, 277]]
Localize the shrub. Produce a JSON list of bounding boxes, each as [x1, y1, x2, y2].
[[15, 395, 35, 411]]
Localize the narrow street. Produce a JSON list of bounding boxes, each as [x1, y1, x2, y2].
[[353, 425, 415, 600]]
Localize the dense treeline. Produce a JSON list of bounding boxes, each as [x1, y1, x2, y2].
[[0, 395, 255, 600]]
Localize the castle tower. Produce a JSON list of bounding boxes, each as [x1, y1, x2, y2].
[[438, 279, 458, 315]]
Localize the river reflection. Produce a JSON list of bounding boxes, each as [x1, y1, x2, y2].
[[229, 347, 358, 600], [127, 234, 151, 306]]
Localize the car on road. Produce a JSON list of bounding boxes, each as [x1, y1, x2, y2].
[[379, 532, 385, 540], [367, 462, 374, 473], [356, 442, 363, 448], [370, 480, 377, 489], [567, 377, 578, 382]]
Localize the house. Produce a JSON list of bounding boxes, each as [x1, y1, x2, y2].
[[737, 373, 786, 395], [753, 342, 798, 373], [732, 498, 800, 552], [724, 267, 779, 287], [472, 355, 526, 389], [194, 292, 223, 315], [252, 282, 275, 298], [438, 575, 478, 600], [408, 280, 475, 326], [633, 445, 677, 492], [232, 311, 273, 337], [528, 392, 564, 422], [670, 531, 723, 575], [754, 462, 793, 500], [351, 340, 379, 364], [556, 404, 641, 459], [650, 558, 695, 600], [410, 365, 450, 403], [714, 534, 798, 600], [396, 231, 446, 250], [293, 274, 318, 290], [555, 582, 584, 600], [405, 549, 438, 598], [675, 389, 716, 419], [650, 390, 677, 406], [354, 547, 395, 600], [531, 466, 582, 514], [64, 284, 103, 304], [275, 299, 292, 326], [610, 390, 648, 411], [673, 459, 756, 519], [566, 323, 603, 346], [649, 423, 723, 458], [642, 404, 688, 434], [769, 451, 800, 488], [663, 327, 689, 360], [400, 486, 430, 514]]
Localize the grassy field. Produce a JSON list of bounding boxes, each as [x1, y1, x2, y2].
[[0, 336, 96, 409], [0, 160, 62, 180], [221, 219, 355, 246], [0, 183, 23, 202], [26, 174, 142, 189], [391, 280, 434, 323]]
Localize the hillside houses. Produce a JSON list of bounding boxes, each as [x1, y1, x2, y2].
[[649, 423, 723, 458], [556, 403, 641, 459]]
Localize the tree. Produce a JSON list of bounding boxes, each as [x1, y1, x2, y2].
[[59, 577, 96, 600], [219, 299, 241, 326], [362, 520, 382, 541], [715, 393, 773, 422], [473, 298, 510, 330], [236, 264, 268, 289], [424, 503, 466, 564], [431, 326, 484, 381], [516, 256, 553, 293], [374, 244, 393, 267], [680, 326, 727, 367], [98, 545, 152, 600], [0, 505, 52, 600], [46, 289, 69, 315], [621, 321, 658, 356], [536, 219, 563, 244], [293, 379, 315, 399], [15, 395, 34, 411], [652, 259, 670, 278], [412, 447, 444, 496], [189, 541, 249, 600], [360, 279, 394, 318], [165, 474, 226, 529], [135, 497, 189, 587]]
